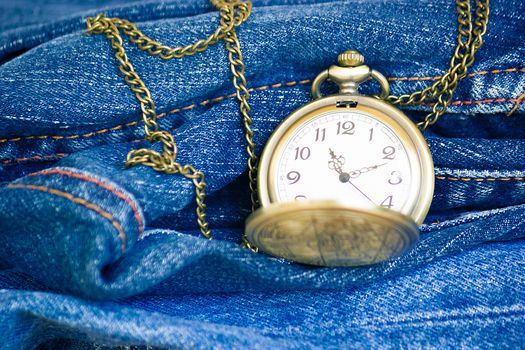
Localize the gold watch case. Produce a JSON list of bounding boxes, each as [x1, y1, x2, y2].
[[245, 50, 435, 267]]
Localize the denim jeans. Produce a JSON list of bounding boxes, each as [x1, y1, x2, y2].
[[0, 0, 524, 348]]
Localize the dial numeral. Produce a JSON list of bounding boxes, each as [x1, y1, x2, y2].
[[337, 121, 355, 135], [380, 195, 394, 209], [315, 128, 326, 142], [295, 195, 307, 200], [287, 171, 301, 184], [369, 127, 374, 142], [294, 146, 311, 160], [382, 146, 396, 160], [388, 171, 403, 185]]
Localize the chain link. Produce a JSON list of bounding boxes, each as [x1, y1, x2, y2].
[[86, 0, 488, 250], [386, 0, 489, 130]]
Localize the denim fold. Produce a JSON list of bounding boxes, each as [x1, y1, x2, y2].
[[0, 0, 524, 348]]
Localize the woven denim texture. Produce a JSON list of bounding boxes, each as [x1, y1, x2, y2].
[[0, 0, 524, 348]]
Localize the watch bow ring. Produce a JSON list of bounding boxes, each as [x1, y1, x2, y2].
[[311, 50, 390, 100]]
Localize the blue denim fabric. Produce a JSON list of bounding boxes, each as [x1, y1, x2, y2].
[[0, 0, 524, 348]]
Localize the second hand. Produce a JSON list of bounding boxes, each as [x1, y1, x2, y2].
[[347, 179, 375, 205]]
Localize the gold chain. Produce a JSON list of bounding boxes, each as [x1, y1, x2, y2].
[[85, 0, 488, 248], [86, 0, 256, 244], [387, 0, 489, 130]]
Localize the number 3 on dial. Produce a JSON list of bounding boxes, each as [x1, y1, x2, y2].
[[388, 171, 402, 185]]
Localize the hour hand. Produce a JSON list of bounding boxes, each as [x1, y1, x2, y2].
[[328, 148, 346, 174]]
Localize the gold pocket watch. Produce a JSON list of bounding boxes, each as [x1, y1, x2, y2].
[[245, 50, 435, 266]]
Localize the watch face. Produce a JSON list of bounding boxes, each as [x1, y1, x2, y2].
[[259, 96, 434, 224], [274, 109, 415, 212]]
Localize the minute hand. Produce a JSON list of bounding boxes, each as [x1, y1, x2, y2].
[[348, 163, 387, 179]]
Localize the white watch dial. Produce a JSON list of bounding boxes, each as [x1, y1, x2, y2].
[[274, 110, 415, 213]]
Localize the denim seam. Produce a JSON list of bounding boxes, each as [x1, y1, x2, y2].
[[508, 90, 525, 116], [2, 153, 68, 166], [420, 202, 525, 233], [29, 169, 144, 238], [433, 97, 521, 106], [0, 68, 524, 145], [389, 67, 525, 81], [4, 183, 127, 253], [6, 152, 525, 184], [435, 176, 525, 181]]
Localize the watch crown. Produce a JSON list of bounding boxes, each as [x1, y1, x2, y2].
[[338, 50, 365, 67]]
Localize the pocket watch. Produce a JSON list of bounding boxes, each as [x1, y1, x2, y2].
[[245, 50, 434, 266]]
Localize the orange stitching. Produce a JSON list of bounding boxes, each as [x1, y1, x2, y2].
[[436, 176, 525, 182], [388, 67, 525, 81], [30, 169, 144, 238], [3, 139, 146, 166], [507, 91, 525, 116], [421, 97, 520, 106], [2, 153, 68, 165], [5, 183, 127, 253], [0, 67, 523, 145]]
